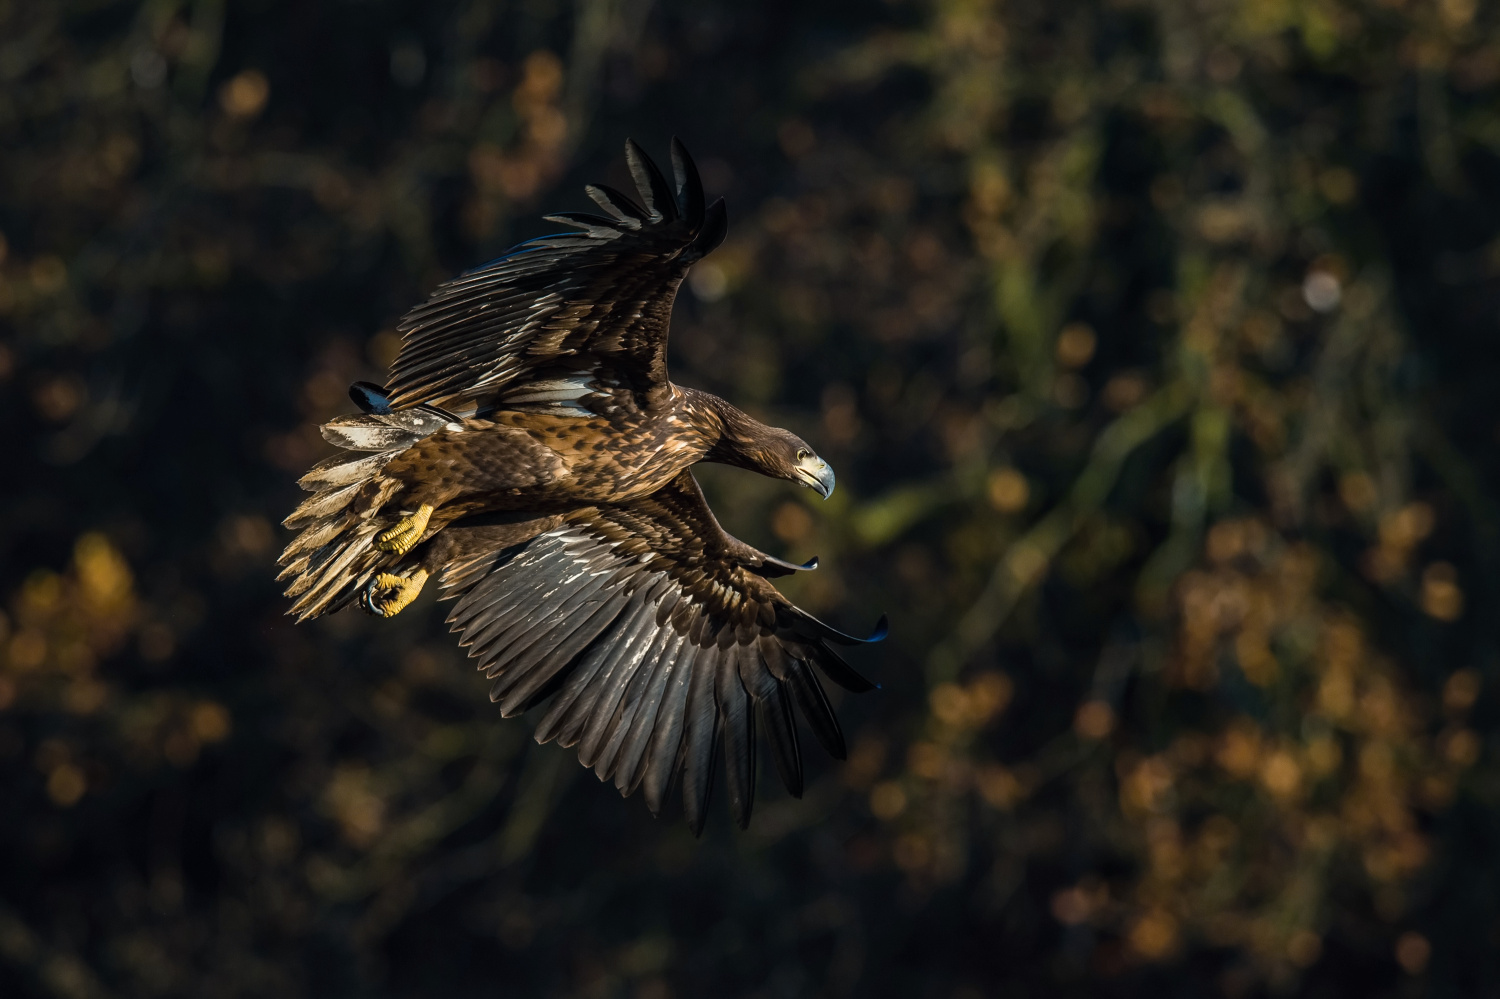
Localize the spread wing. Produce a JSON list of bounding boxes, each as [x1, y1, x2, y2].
[[384, 138, 727, 414], [429, 471, 885, 833]]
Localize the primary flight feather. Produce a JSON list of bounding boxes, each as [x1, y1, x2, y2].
[[278, 139, 883, 832]]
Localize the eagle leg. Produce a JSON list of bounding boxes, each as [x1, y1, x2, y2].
[[374, 503, 434, 555], [362, 568, 430, 618]]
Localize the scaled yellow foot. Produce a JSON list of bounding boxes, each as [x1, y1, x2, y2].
[[363, 568, 430, 618], [375, 503, 434, 555]]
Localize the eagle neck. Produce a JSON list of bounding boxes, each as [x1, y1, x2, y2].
[[681, 389, 775, 471]]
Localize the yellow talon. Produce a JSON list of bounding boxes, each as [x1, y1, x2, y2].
[[375, 503, 434, 555], [364, 568, 429, 618]]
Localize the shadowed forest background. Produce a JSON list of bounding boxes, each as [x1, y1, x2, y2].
[[3, 0, 1500, 995]]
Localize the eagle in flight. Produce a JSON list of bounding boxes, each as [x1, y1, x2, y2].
[[278, 139, 883, 832]]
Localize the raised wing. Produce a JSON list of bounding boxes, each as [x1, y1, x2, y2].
[[385, 138, 727, 414], [431, 471, 885, 833]]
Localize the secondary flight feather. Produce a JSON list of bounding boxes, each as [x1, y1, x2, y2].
[[278, 139, 883, 832]]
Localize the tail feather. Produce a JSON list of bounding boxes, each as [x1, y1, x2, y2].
[[287, 522, 385, 619], [283, 481, 365, 530], [277, 514, 353, 566], [279, 401, 446, 620], [277, 557, 311, 584], [320, 420, 424, 452], [320, 407, 458, 451], [298, 450, 399, 490]]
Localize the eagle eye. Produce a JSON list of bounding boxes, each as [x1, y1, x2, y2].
[[796, 448, 810, 461]]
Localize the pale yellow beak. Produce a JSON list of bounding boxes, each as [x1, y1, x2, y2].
[[794, 454, 835, 499]]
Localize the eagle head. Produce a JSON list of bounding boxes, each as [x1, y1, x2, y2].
[[741, 426, 836, 500], [697, 394, 836, 498]]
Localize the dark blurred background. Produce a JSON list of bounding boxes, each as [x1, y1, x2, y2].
[[3, 0, 1500, 995]]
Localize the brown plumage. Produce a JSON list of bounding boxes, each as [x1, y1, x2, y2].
[[278, 140, 882, 832]]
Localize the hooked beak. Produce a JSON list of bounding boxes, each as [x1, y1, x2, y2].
[[794, 454, 836, 499]]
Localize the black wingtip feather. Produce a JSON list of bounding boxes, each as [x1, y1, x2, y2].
[[809, 643, 878, 694], [684, 731, 718, 837], [761, 685, 804, 798], [349, 381, 392, 414], [624, 139, 678, 223], [585, 183, 648, 225], [785, 660, 846, 760], [715, 651, 757, 831], [669, 137, 705, 227], [681, 647, 720, 836], [542, 212, 627, 237], [684, 198, 727, 264], [799, 610, 889, 647], [754, 552, 820, 578]]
